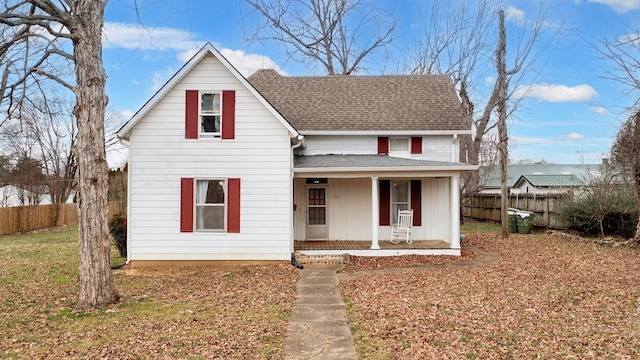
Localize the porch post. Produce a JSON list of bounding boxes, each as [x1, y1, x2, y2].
[[451, 175, 461, 249], [371, 176, 380, 249]]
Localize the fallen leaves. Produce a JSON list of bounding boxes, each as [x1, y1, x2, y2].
[[0, 227, 299, 359], [340, 226, 640, 359]]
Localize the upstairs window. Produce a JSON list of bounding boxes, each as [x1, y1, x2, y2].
[[389, 137, 410, 157], [200, 92, 221, 137]]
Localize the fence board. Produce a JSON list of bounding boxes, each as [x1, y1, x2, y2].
[[0, 201, 124, 236], [463, 194, 569, 229]]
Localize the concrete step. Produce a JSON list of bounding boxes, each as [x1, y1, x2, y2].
[[294, 252, 350, 265]]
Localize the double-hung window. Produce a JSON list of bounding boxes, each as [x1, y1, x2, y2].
[[200, 92, 221, 137], [389, 137, 410, 157], [195, 179, 226, 231], [391, 181, 409, 224]]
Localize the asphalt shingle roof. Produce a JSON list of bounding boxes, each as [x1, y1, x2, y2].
[[247, 69, 468, 132]]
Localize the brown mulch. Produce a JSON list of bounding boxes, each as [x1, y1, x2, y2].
[[340, 230, 640, 359]]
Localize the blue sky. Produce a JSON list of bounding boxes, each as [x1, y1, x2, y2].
[[103, 0, 640, 166]]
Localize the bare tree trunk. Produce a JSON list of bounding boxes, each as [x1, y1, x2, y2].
[[496, 10, 509, 239], [71, 0, 118, 311]]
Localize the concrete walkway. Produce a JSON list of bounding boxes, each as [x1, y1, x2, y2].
[[283, 246, 501, 359], [284, 264, 358, 360]]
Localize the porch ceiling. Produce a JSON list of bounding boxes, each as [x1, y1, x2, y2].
[[294, 154, 477, 176]]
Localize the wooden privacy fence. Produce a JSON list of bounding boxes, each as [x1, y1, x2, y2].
[[463, 193, 569, 229], [0, 201, 124, 236]]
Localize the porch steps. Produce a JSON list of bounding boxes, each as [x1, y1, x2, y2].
[[294, 252, 350, 265]]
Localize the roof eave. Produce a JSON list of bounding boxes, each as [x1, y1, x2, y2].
[[294, 165, 479, 173], [299, 130, 471, 136]]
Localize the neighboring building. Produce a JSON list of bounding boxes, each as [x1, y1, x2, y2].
[[116, 43, 476, 266], [0, 184, 74, 207], [478, 164, 601, 195]]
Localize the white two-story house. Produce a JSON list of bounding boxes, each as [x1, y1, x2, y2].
[[117, 43, 476, 267]]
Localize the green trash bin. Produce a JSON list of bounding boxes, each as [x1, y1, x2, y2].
[[516, 211, 535, 234], [507, 211, 518, 233]]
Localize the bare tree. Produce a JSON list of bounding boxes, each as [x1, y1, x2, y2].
[[610, 109, 640, 240], [409, 1, 550, 194], [496, 9, 509, 238], [19, 98, 77, 206], [0, 1, 117, 310], [244, 0, 396, 75]]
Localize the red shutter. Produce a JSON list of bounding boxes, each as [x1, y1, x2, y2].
[[379, 180, 390, 226], [378, 137, 389, 154], [222, 90, 236, 139], [227, 178, 241, 232], [411, 137, 423, 154], [411, 180, 422, 226], [180, 178, 194, 232], [185, 90, 199, 139]]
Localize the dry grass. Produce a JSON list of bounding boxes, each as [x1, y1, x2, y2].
[[340, 224, 640, 359], [0, 226, 299, 359]]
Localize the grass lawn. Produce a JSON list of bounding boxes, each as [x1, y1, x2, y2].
[[341, 224, 640, 359], [0, 226, 299, 359]]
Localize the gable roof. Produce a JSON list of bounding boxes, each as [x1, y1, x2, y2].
[[247, 69, 469, 133], [117, 43, 299, 139], [514, 174, 586, 188], [480, 164, 601, 189]]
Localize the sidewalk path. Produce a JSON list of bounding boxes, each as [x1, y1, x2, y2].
[[283, 246, 501, 359], [284, 264, 357, 360]]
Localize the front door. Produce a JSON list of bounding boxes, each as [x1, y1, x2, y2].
[[307, 187, 328, 240]]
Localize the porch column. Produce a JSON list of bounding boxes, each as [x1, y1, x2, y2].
[[451, 175, 461, 248], [371, 176, 380, 249]]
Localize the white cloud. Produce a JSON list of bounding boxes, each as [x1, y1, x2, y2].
[[151, 67, 174, 91], [514, 83, 599, 102], [485, 76, 495, 85], [219, 49, 285, 77], [103, 22, 201, 52], [504, 6, 526, 25], [103, 22, 285, 78], [585, 0, 640, 13], [558, 132, 585, 141], [590, 106, 609, 115], [119, 110, 134, 119]]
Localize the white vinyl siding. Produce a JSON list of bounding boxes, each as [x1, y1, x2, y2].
[[293, 177, 452, 242], [127, 53, 292, 261], [300, 135, 458, 162]]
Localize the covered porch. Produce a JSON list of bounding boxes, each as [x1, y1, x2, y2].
[[294, 239, 456, 256], [292, 155, 477, 256]]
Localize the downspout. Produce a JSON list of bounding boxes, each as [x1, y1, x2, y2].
[[451, 134, 458, 163], [290, 135, 304, 269]]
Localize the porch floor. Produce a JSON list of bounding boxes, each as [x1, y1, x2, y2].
[[294, 240, 450, 251]]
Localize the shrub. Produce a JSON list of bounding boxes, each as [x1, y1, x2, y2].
[[109, 215, 127, 257], [558, 184, 638, 238]]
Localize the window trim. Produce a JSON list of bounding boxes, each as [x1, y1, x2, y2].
[[199, 91, 222, 139], [389, 137, 410, 157], [194, 178, 227, 232]]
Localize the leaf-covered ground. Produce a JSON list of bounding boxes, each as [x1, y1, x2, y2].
[[0, 226, 299, 359], [340, 224, 640, 359]]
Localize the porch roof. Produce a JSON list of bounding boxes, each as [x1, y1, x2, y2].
[[294, 154, 477, 174]]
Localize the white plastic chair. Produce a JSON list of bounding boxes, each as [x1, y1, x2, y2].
[[391, 209, 413, 244]]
